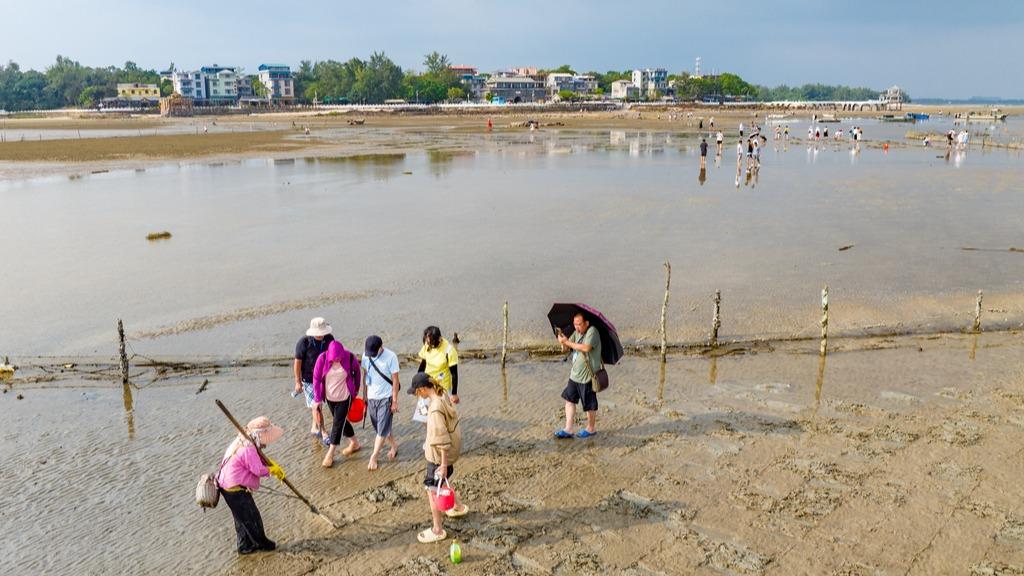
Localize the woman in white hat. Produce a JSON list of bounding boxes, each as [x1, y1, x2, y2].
[[217, 416, 286, 554]]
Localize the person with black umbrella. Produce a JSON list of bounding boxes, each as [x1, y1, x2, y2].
[[555, 312, 602, 439]]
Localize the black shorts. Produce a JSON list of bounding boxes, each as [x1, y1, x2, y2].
[[562, 379, 598, 412], [424, 462, 455, 488]]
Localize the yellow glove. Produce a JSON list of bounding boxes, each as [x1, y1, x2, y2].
[[267, 461, 286, 481]]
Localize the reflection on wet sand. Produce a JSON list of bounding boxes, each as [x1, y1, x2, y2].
[[657, 360, 667, 402], [815, 353, 827, 408], [709, 355, 718, 385], [501, 366, 509, 405], [122, 382, 135, 440]]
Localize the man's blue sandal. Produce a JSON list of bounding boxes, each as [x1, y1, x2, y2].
[[576, 430, 597, 439], [554, 430, 574, 439]]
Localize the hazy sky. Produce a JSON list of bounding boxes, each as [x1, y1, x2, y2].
[[3, 0, 1022, 98]]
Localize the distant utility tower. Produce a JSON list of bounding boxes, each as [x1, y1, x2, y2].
[[694, 56, 701, 78]]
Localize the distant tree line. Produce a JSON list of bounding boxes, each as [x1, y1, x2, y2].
[[293, 51, 465, 104], [0, 54, 904, 111], [0, 56, 173, 110]]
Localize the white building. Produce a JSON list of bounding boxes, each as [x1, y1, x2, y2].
[[258, 64, 295, 103], [172, 70, 207, 101], [610, 80, 639, 100], [171, 65, 240, 104], [203, 66, 239, 104], [631, 68, 668, 97], [545, 73, 598, 98]]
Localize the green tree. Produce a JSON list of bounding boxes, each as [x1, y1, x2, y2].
[[293, 60, 315, 101], [352, 52, 403, 103], [446, 86, 465, 101], [77, 85, 104, 108], [557, 89, 576, 101], [251, 76, 269, 98], [423, 51, 451, 76], [484, 91, 494, 103]]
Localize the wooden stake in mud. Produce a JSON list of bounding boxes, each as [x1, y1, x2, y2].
[[710, 290, 722, 348], [660, 262, 671, 362], [117, 319, 129, 384], [501, 301, 509, 369], [973, 290, 983, 333], [819, 286, 829, 356], [215, 399, 343, 529]]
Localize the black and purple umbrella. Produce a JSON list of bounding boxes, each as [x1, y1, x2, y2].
[[547, 303, 624, 365]]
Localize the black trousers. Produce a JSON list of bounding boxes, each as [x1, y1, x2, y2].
[[326, 397, 355, 445], [221, 488, 273, 552]]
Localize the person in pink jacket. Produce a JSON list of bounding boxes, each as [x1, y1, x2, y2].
[[313, 340, 362, 467], [217, 416, 286, 554]]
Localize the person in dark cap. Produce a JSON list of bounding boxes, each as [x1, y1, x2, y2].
[[361, 335, 401, 471]]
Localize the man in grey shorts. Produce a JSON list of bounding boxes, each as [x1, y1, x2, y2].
[[361, 335, 401, 471]]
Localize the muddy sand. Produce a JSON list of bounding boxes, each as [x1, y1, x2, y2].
[[4, 330, 1024, 575]]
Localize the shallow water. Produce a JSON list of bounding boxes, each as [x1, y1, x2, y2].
[[2, 123, 1023, 359]]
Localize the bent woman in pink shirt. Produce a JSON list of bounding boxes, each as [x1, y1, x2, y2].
[[217, 416, 286, 554]]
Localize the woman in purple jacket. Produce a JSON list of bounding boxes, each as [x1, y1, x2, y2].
[[313, 340, 362, 467]]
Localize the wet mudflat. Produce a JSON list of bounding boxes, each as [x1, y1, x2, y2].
[[3, 331, 1024, 575], [2, 121, 1024, 359]]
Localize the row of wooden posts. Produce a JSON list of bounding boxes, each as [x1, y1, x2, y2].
[[114, 282, 988, 380], [494, 263, 989, 369]]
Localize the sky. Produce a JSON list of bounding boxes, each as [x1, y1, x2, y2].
[[2, 0, 1022, 99]]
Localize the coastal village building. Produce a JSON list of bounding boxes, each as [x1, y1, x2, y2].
[[610, 79, 640, 100], [171, 65, 240, 105], [545, 73, 597, 97], [631, 68, 668, 97], [258, 64, 295, 104], [484, 75, 546, 103], [116, 83, 160, 102], [882, 85, 904, 110], [172, 70, 207, 101], [203, 66, 239, 104], [450, 65, 487, 100]]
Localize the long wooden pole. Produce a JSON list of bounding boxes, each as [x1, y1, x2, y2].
[[215, 399, 342, 529], [973, 290, 983, 333], [660, 262, 671, 363], [710, 290, 721, 348], [819, 286, 829, 356], [118, 319, 129, 384]]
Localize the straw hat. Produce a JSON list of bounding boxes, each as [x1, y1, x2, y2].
[[306, 317, 333, 337], [245, 416, 284, 446]]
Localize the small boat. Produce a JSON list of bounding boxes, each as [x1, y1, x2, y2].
[[907, 112, 930, 121], [880, 114, 915, 123], [817, 113, 841, 123]]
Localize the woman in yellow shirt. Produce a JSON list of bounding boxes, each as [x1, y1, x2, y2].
[[416, 327, 460, 420]]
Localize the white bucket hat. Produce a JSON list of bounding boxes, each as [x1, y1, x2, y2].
[[306, 317, 333, 337]]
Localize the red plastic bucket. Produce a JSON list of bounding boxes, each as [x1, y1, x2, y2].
[[348, 397, 365, 423], [434, 478, 456, 512]]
